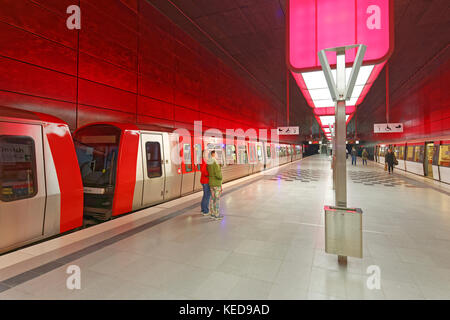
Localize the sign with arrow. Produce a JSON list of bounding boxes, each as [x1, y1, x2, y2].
[[277, 126, 299, 135], [374, 123, 403, 133]]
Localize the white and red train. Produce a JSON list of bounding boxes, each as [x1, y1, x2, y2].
[[0, 107, 302, 253], [374, 140, 450, 184]]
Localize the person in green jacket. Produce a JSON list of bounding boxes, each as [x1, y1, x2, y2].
[[207, 150, 223, 220]]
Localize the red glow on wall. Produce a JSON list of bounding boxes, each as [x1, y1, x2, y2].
[[0, 0, 287, 141]]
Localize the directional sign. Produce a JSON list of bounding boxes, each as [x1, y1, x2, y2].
[[278, 126, 299, 135], [374, 123, 403, 133]]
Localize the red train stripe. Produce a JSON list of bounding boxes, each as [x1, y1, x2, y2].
[[112, 129, 139, 216], [37, 113, 84, 232]]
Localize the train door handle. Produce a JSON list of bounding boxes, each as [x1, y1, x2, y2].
[[166, 160, 169, 164]]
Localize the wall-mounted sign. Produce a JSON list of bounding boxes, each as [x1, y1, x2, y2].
[[374, 123, 403, 133], [277, 126, 299, 135]]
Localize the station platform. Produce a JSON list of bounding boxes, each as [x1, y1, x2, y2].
[[1, 154, 449, 300]]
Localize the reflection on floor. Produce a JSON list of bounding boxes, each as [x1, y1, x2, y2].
[[349, 171, 421, 188], [1, 154, 450, 300]]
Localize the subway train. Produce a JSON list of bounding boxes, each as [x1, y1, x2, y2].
[[0, 107, 303, 253], [374, 140, 450, 184]]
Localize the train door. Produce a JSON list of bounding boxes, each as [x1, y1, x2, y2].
[[180, 137, 195, 195], [193, 142, 203, 192], [0, 122, 46, 251], [141, 133, 165, 206], [425, 142, 434, 179]]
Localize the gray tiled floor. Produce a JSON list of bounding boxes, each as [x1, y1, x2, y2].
[[1, 154, 450, 300]]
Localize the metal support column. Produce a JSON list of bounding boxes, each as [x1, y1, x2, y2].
[[335, 49, 347, 208], [319, 44, 367, 264]]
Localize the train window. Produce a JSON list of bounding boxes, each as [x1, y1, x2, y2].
[[393, 146, 398, 158], [250, 144, 256, 163], [206, 143, 224, 165], [256, 145, 263, 162], [183, 144, 192, 172], [406, 146, 414, 161], [146, 142, 162, 178], [226, 145, 236, 165], [237, 145, 247, 164], [432, 145, 440, 166], [266, 146, 271, 158], [194, 144, 202, 170], [414, 146, 424, 162], [74, 125, 120, 187], [439, 145, 450, 167], [0, 136, 37, 202]]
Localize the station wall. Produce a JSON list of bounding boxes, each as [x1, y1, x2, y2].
[[355, 53, 450, 142], [0, 0, 286, 138]]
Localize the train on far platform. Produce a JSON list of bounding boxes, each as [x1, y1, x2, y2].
[[374, 140, 450, 184], [0, 106, 303, 254]]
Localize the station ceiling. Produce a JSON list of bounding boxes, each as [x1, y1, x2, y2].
[[147, 0, 450, 141]]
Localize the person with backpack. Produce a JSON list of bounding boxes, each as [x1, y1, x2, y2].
[[207, 150, 224, 220]]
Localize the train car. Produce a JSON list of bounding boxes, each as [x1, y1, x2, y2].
[[73, 122, 182, 221], [0, 106, 83, 254], [264, 141, 277, 170], [374, 139, 450, 184], [0, 112, 304, 252], [278, 144, 290, 165], [74, 122, 305, 221], [293, 144, 303, 161]]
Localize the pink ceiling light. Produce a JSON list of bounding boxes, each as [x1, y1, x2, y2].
[[287, 0, 394, 135]]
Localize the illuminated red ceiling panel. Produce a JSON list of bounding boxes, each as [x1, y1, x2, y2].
[[287, 0, 394, 137]]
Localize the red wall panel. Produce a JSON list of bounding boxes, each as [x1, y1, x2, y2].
[[0, 0, 77, 49], [78, 52, 137, 93], [79, 28, 137, 71], [0, 0, 289, 137], [77, 79, 136, 113], [0, 21, 77, 75], [0, 56, 77, 102], [137, 95, 174, 120], [139, 76, 173, 103], [80, 1, 138, 52], [31, 0, 78, 15]]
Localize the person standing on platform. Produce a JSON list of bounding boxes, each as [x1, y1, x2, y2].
[[207, 150, 223, 220], [200, 150, 211, 216], [351, 147, 357, 165], [385, 148, 396, 174], [362, 148, 369, 166]]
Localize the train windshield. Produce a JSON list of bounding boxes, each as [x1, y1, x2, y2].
[[74, 125, 121, 188]]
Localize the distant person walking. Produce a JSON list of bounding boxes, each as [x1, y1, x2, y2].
[[362, 148, 369, 166], [207, 150, 223, 220], [385, 148, 396, 174], [351, 147, 357, 165], [200, 151, 210, 216]]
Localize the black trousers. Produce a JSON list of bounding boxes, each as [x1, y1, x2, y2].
[[388, 164, 394, 173]]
